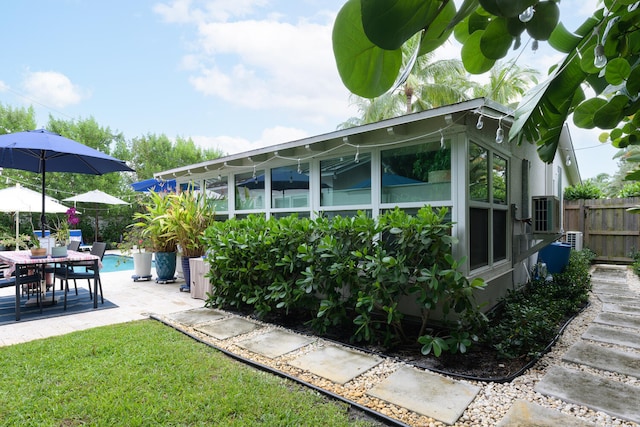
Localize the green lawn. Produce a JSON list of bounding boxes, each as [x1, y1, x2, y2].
[[0, 320, 375, 426]]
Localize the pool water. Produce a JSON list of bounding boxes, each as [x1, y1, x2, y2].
[[101, 254, 134, 273]]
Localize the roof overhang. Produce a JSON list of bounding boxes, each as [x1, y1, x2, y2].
[[155, 98, 514, 181]]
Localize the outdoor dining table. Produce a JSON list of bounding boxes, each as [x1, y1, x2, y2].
[[0, 250, 101, 321]]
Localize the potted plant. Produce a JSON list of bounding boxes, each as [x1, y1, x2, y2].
[[118, 226, 153, 278], [133, 191, 178, 282], [163, 190, 216, 292]]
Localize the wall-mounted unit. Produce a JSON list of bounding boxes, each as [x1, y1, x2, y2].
[[565, 231, 583, 251], [532, 196, 560, 234]]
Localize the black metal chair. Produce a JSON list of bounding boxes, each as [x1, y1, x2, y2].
[[54, 242, 107, 307], [67, 240, 81, 252]]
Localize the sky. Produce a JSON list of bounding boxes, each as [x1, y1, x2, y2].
[[0, 0, 619, 180]]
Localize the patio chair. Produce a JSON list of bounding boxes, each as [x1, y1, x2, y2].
[[54, 242, 106, 305], [67, 240, 81, 252], [69, 229, 92, 252]]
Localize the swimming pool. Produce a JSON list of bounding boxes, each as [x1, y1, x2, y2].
[[101, 254, 134, 273]]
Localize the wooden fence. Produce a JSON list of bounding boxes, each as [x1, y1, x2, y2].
[[563, 197, 640, 263]]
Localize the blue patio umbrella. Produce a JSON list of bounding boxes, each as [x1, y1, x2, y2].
[[0, 129, 134, 235], [131, 178, 178, 192]]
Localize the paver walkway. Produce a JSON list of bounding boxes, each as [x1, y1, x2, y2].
[[535, 265, 640, 425], [158, 264, 640, 426]]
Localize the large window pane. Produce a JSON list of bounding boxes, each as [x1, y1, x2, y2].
[[205, 176, 228, 212], [469, 143, 488, 202], [470, 207, 489, 269], [271, 164, 309, 208], [380, 141, 451, 203], [492, 154, 507, 205], [320, 153, 371, 206], [235, 170, 265, 210], [493, 210, 507, 261]]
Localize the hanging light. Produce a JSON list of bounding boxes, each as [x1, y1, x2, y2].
[[354, 145, 360, 163], [594, 43, 607, 68], [476, 115, 484, 130], [297, 158, 302, 174], [566, 155, 572, 166], [440, 130, 445, 149], [531, 39, 539, 52], [495, 118, 504, 144], [519, 6, 535, 23]]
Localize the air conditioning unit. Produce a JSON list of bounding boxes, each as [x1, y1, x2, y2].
[[566, 231, 583, 251], [532, 196, 560, 234]]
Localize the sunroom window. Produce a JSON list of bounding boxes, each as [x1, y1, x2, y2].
[[469, 143, 509, 270], [380, 140, 451, 203]]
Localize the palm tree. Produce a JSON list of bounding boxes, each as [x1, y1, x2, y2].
[[339, 41, 540, 128], [472, 61, 539, 108]]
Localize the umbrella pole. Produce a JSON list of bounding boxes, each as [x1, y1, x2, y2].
[[95, 202, 98, 243], [15, 212, 19, 250], [40, 152, 47, 236]]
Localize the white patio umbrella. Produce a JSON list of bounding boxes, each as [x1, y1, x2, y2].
[[0, 183, 70, 246], [63, 189, 128, 242]]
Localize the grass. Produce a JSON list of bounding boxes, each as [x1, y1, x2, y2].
[[0, 320, 375, 426]]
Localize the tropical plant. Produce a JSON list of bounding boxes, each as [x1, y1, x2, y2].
[[332, 0, 639, 168], [117, 225, 153, 255], [132, 191, 177, 253], [563, 182, 604, 200], [163, 190, 217, 257]]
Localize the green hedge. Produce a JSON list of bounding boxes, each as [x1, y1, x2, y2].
[[202, 207, 486, 353]]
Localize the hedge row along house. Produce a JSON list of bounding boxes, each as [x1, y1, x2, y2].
[[155, 98, 581, 313]]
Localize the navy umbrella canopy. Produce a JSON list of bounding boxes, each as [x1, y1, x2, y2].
[[0, 129, 134, 235]]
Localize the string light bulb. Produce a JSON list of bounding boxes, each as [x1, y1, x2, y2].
[[594, 43, 607, 68], [297, 158, 302, 174], [531, 39, 539, 52], [354, 145, 360, 163], [476, 115, 484, 130], [495, 118, 504, 144], [519, 6, 535, 23], [440, 130, 445, 149], [252, 165, 256, 179]]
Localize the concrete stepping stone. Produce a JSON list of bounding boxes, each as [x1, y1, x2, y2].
[[236, 329, 315, 358], [591, 283, 636, 297], [595, 312, 640, 330], [288, 345, 382, 385], [497, 399, 595, 427], [535, 365, 640, 424], [592, 266, 627, 278], [563, 341, 640, 379], [603, 302, 640, 315], [582, 324, 640, 350], [367, 366, 479, 425], [165, 307, 227, 326], [195, 316, 262, 340], [597, 293, 640, 305]]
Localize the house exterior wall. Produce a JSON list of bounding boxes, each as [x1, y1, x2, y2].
[[156, 99, 580, 314]]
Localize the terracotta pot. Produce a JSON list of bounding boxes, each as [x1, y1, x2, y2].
[[30, 248, 47, 257]]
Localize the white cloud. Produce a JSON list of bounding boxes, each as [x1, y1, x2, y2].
[[154, 0, 269, 24], [157, 3, 353, 129], [21, 71, 89, 109], [0, 80, 7, 92], [192, 125, 310, 156]]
